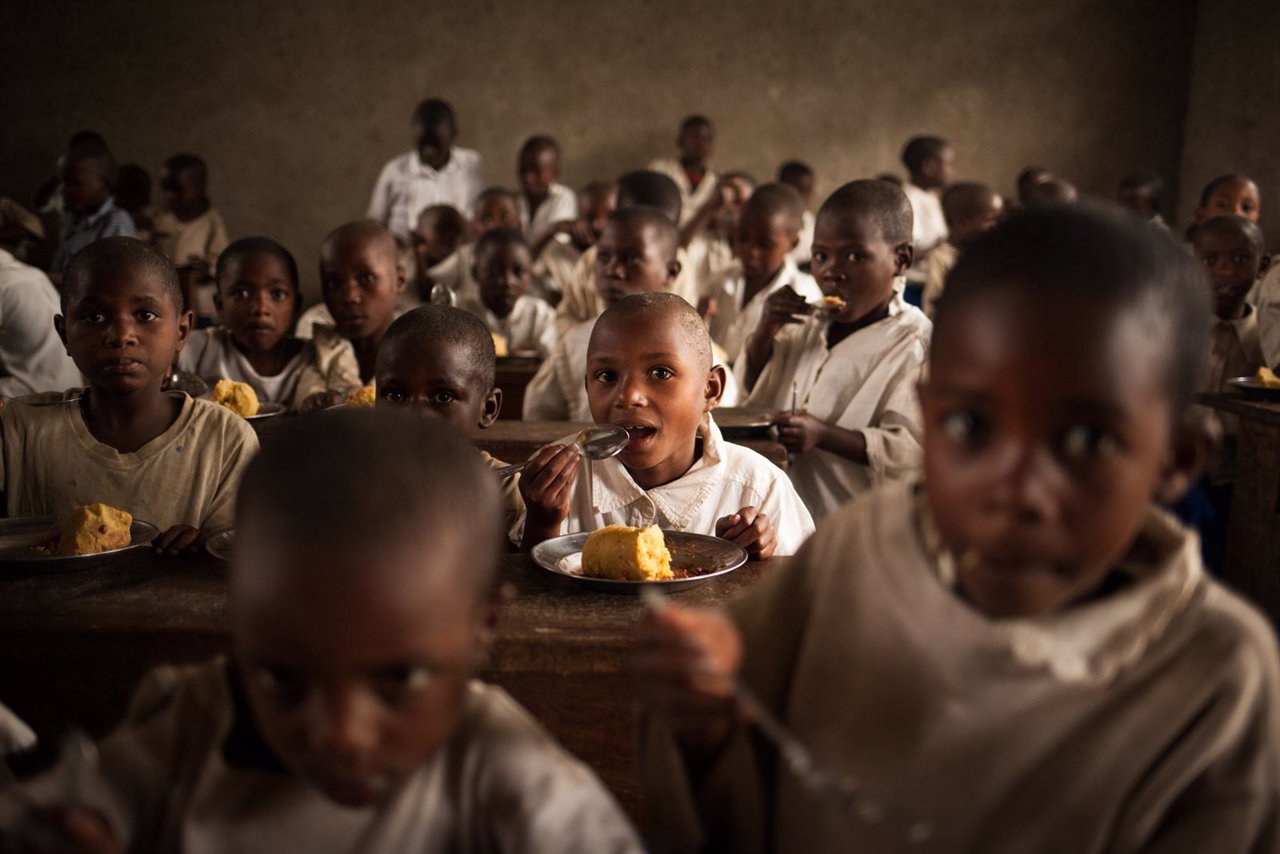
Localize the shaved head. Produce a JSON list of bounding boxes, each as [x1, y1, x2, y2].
[[609, 207, 679, 262], [591, 292, 712, 369], [379, 305, 497, 391], [819, 179, 913, 245], [743, 183, 804, 233], [1191, 214, 1266, 256], [617, 170, 683, 226], [942, 182, 1000, 226], [322, 220, 399, 263]]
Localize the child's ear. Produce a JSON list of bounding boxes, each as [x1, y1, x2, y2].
[[54, 315, 67, 351], [1153, 409, 1217, 506], [666, 258, 682, 284], [788, 230, 800, 252], [894, 242, 915, 277], [1260, 253, 1272, 275], [174, 309, 195, 352], [704, 364, 727, 411], [479, 387, 503, 429], [395, 262, 407, 294]]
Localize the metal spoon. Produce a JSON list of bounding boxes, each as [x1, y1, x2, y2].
[[493, 425, 630, 479], [429, 282, 457, 306]]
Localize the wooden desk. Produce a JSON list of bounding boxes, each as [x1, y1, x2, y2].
[[494, 358, 541, 421], [1197, 393, 1280, 619], [476, 417, 789, 471], [0, 551, 779, 818]]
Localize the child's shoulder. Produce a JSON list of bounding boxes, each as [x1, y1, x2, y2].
[[2, 389, 81, 424], [1187, 576, 1280, 694]]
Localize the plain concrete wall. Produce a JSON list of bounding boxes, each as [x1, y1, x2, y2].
[[1179, 0, 1280, 248], [1, 0, 1196, 300]]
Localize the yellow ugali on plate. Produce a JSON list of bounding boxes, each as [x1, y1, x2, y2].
[[581, 525, 673, 581]]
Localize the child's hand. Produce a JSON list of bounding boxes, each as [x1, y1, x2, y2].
[[6, 804, 123, 854], [299, 391, 343, 413], [774, 410, 827, 453], [755, 286, 812, 338], [635, 603, 743, 755], [518, 443, 581, 548], [153, 525, 204, 557], [715, 506, 777, 560]]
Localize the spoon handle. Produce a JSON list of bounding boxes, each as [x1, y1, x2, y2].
[[493, 462, 526, 479]]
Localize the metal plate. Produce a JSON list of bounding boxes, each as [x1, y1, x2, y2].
[[247, 402, 286, 420], [0, 516, 159, 574], [531, 530, 748, 593], [1228, 377, 1280, 401], [712, 407, 776, 431], [206, 530, 234, 561]]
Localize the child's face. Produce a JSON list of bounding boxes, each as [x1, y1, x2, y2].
[[921, 148, 957, 187], [1117, 185, 1157, 217], [474, 243, 531, 319], [414, 115, 455, 164], [594, 221, 678, 308], [1193, 228, 1266, 318], [412, 217, 463, 271], [376, 338, 498, 438], [919, 287, 1189, 619], [579, 187, 618, 245], [57, 266, 192, 397], [678, 123, 714, 163], [786, 175, 815, 207], [472, 197, 520, 237], [160, 166, 204, 218], [810, 210, 911, 323], [587, 314, 722, 488], [951, 195, 1005, 247], [733, 210, 796, 282], [60, 156, 111, 215], [517, 148, 558, 199], [216, 252, 297, 356], [1197, 178, 1261, 223], [232, 528, 485, 807], [320, 236, 405, 341]]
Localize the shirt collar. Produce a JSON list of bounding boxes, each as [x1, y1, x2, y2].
[[1214, 302, 1258, 336], [69, 196, 118, 228], [409, 149, 459, 179]]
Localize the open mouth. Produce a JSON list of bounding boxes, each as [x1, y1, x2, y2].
[[614, 421, 659, 450]]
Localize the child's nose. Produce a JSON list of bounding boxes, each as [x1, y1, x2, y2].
[[615, 375, 647, 407], [104, 316, 137, 347], [307, 689, 379, 759], [337, 279, 363, 303], [989, 442, 1061, 527]]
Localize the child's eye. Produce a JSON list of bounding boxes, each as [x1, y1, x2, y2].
[[321, 278, 338, 292], [812, 250, 828, 264], [231, 288, 251, 301], [137, 310, 160, 322], [593, 369, 618, 383], [940, 410, 989, 447], [1201, 255, 1216, 267], [253, 665, 308, 705], [649, 367, 674, 380], [846, 251, 864, 263], [429, 391, 456, 405], [81, 311, 106, 324], [270, 289, 291, 301], [1059, 424, 1120, 461], [358, 272, 378, 286], [381, 389, 407, 404], [372, 665, 434, 706], [1232, 254, 1248, 266]]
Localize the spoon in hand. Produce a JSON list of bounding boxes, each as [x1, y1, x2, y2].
[[493, 425, 630, 479]]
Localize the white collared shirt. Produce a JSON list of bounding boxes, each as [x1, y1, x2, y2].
[[790, 209, 815, 265], [648, 158, 719, 227], [514, 413, 814, 555], [367, 148, 484, 241], [903, 183, 947, 284], [0, 250, 81, 397], [459, 293, 557, 359], [1258, 262, 1280, 370], [745, 293, 932, 519], [705, 257, 822, 363], [519, 183, 578, 246]]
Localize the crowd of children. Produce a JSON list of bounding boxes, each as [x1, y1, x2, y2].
[[1, 99, 1279, 852]]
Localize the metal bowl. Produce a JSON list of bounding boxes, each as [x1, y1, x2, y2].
[[206, 529, 234, 561], [0, 516, 159, 575], [1227, 377, 1280, 401], [531, 530, 748, 593]]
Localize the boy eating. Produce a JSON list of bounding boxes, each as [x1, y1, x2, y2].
[[517, 293, 813, 555], [0, 411, 641, 853], [0, 238, 257, 556], [743, 180, 932, 519], [922, 181, 1004, 316], [376, 305, 524, 533], [638, 206, 1280, 853], [460, 228, 555, 358]]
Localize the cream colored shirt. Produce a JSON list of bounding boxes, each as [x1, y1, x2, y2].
[[1200, 306, 1265, 483], [532, 238, 582, 296], [513, 414, 814, 554], [553, 245, 701, 335], [367, 148, 484, 241], [459, 294, 557, 359], [744, 294, 931, 519], [0, 390, 258, 531], [150, 207, 229, 268], [789, 209, 814, 266], [683, 233, 737, 304], [480, 450, 524, 537], [1, 660, 642, 854], [1257, 262, 1280, 370], [903, 183, 946, 284], [704, 257, 821, 362], [643, 483, 1280, 854], [648, 158, 719, 227], [179, 326, 361, 410], [0, 249, 82, 397], [922, 239, 958, 318], [519, 182, 578, 246], [424, 243, 480, 308]]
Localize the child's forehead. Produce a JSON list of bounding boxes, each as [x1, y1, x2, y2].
[[591, 311, 701, 359], [382, 335, 486, 381], [1212, 178, 1258, 200], [814, 207, 887, 243], [69, 263, 171, 303], [322, 234, 396, 266], [1194, 226, 1256, 253]]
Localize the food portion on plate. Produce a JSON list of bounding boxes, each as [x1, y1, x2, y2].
[[581, 524, 673, 581], [212, 379, 261, 418], [346, 385, 377, 408], [36, 503, 133, 557], [491, 332, 509, 358], [813, 294, 847, 317], [1256, 366, 1280, 389]]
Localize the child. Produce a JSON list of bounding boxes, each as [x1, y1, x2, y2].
[[899, 135, 953, 288], [151, 153, 230, 323], [517, 293, 814, 555], [1194, 173, 1261, 224], [410, 204, 467, 298], [527, 207, 682, 421], [517, 136, 578, 249], [421, 190, 520, 309], [112, 163, 155, 242], [367, 98, 484, 241], [460, 228, 555, 358], [179, 237, 361, 412], [297, 221, 406, 384], [0, 410, 642, 853], [922, 181, 1004, 316], [1117, 170, 1167, 229], [1013, 164, 1053, 209], [638, 206, 1280, 853], [702, 183, 821, 361], [1023, 176, 1078, 207], [742, 180, 931, 520], [778, 160, 816, 266], [0, 238, 257, 556], [534, 181, 617, 303], [376, 306, 524, 534], [471, 186, 522, 236], [681, 172, 756, 301], [51, 146, 136, 277], [0, 246, 81, 398], [649, 115, 719, 227]]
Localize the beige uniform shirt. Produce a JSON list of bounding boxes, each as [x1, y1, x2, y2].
[[0, 390, 258, 531], [1200, 307, 1265, 482], [458, 294, 557, 359], [921, 239, 958, 318], [1259, 263, 1280, 370], [703, 257, 821, 362], [644, 483, 1280, 854], [480, 450, 524, 536], [648, 158, 719, 227], [1, 660, 642, 854], [150, 208, 229, 268]]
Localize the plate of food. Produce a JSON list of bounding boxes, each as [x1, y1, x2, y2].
[[209, 379, 286, 420], [0, 503, 159, 574], [530, 525, 748, 593], [711, 406, 776, 432], [206, 529, 234, 561], [1228, 367, 1280, 401]]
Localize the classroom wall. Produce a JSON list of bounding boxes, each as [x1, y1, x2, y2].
[[0, 0, 1196, 301], [1179, 0, 1280, 248]]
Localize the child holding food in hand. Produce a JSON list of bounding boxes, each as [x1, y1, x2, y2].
[[742, 180, 931, 520], [179, 237, 361, 412], [515, 293, 813, 556], [0, 238, 257, 556], [637, 207, 1280, 854]]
